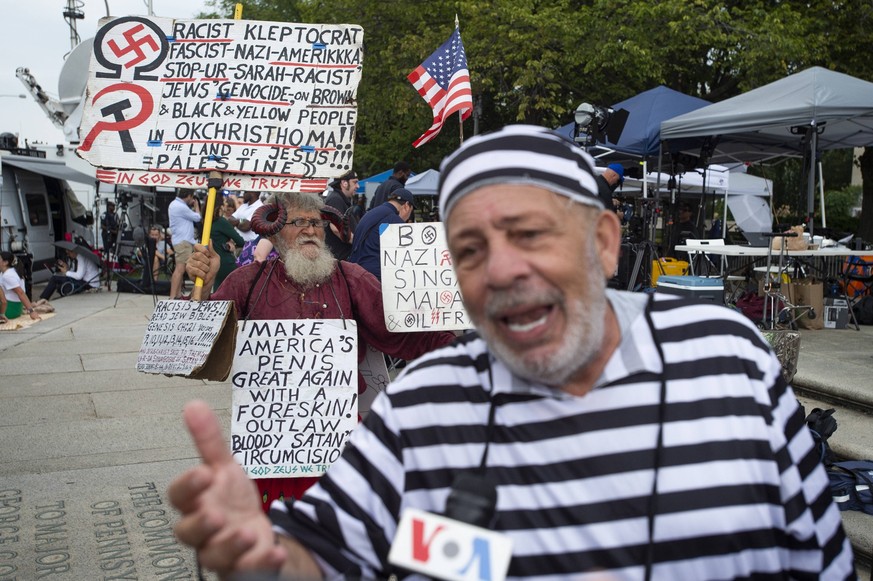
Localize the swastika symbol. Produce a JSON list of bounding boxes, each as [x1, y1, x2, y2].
[[107, 23, 160, 69], [421, 225, 437, 245]]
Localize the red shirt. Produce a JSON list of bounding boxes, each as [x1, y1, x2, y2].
[[213, 258, 456, 508]]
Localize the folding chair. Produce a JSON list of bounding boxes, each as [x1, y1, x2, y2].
[[839, 256, 873, 330], [685, 239, 746, 304]]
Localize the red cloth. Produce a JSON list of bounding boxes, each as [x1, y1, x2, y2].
[[213, 258, 455, 510]]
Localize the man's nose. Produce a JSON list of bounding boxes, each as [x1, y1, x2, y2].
[[484, 240, 531, 288]]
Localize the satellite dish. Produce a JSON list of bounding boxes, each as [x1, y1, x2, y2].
[[58, 38, 94, 116]]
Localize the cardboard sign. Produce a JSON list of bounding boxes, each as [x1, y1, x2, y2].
[[358, 343, 390, 418], [137, 300, 236, 380], [93, 167, 328, 193], [78, 17, 363, 187], [231, 319, 357, 478], [380, 223, 471, 331]]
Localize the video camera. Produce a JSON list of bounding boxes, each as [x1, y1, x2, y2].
[[116, 191, 135, 206]]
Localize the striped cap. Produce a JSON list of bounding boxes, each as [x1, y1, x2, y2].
[[438, 125, 601, 219]]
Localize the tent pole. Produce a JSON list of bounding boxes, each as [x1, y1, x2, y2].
[[643, 160, 648, 199], [806, 125, 818, 236], [723, 187, 728, 239], [818, 160, 826, 229]]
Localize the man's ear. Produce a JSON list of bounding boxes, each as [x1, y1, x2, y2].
[[594, 210, 622, 279]]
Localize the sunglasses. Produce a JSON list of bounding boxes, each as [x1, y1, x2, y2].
[[286, 218, 330, 229]]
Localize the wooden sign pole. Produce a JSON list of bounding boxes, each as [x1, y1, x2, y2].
[[191, 170, 222, 301], [192, 4, 242, 301]]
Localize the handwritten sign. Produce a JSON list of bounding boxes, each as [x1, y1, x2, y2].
[[78, 17, 363, 189], [137, 300, 236, 379], [358, 343, 390, 418], [231, 319, 357, 478], [380, 223, 471, 332], [93, 167, 328, 193]]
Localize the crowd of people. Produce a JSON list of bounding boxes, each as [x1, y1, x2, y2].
[[38, 162, 425, 306]]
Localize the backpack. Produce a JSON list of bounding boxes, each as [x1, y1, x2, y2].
[[805, 407, 837, 466], [827, 460, 873, 515], [800, 405, 873, 515]]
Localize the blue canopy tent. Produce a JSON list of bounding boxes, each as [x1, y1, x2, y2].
[[356, 169, 393, 193], [557, 85, 709, 159]]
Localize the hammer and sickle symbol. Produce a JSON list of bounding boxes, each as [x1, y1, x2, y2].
[[79, 83, 154, 152]]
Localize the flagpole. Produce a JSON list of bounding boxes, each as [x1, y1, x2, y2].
[[456, 14, 464, 145]]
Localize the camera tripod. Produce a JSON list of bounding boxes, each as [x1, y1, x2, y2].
[[107, 195, 160, 304], [625, 200, 665, 291]]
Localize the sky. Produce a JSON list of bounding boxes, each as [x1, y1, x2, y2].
[[1, 0, 209, 146]]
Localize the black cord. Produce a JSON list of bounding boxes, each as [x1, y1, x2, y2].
[[479, 362, 498, 471], [642, 296, 668, 581]]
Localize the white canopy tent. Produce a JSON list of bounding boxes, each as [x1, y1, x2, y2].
[[404, 169, 440, 196], [661, 67, 873, 235]]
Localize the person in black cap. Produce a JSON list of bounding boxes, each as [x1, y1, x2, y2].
[[368, 161, 412, 211], [348, 188, 415, 280], [595, 163, 625, 209], [323, 170, 360, 260]]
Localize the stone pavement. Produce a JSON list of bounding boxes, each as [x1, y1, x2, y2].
[[0, 287, 871, 579], [0, 289, 221, 580]]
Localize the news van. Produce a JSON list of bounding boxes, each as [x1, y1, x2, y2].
[[0, 135, 96, 290]]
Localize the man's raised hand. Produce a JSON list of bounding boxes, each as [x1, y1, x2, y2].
[[168, 400, 286, 576]]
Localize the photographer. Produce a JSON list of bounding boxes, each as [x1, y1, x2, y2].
[[100, 201, 119, 252], [168, 190, 201, 300], [204, 195, 244, 292]]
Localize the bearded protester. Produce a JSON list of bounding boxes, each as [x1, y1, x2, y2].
[[184, 190, 454, 510], [171, 126, 853, 580]]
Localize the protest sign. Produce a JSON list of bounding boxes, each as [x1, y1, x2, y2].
[[231, 319, 357, 478], [137, 299, 236, 380], [380, 223, 471, 331], [358, 343, 390, 418], [78, 17, 363, 190]]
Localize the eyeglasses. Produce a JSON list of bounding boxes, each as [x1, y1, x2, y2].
[[286, 217, 330, 229]]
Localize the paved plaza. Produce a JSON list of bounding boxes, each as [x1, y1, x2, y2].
[[0, 287, 871, 579]]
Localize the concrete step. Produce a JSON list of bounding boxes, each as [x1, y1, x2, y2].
[[795, 390, 873, 577]]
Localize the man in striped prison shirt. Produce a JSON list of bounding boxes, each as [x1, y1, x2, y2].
[[169, 125, 855, 580]]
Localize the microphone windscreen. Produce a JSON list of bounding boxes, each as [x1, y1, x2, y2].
[[444, 472, 497, 529]]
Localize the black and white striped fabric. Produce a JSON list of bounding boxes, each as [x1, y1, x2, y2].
[[437, 124, 603, 219], [271, 292, 854, 580]]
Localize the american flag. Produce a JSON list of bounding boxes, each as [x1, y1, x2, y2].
[[407, 27, 473, 148]]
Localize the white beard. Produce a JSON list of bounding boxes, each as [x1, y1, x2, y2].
[[274, 235, 336, 288], [473, 245, 607, 388]]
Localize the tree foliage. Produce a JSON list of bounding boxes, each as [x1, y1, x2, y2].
[[200, 0, 873, 238]]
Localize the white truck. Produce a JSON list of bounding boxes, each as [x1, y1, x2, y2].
[[0, 136, 96, 292]]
